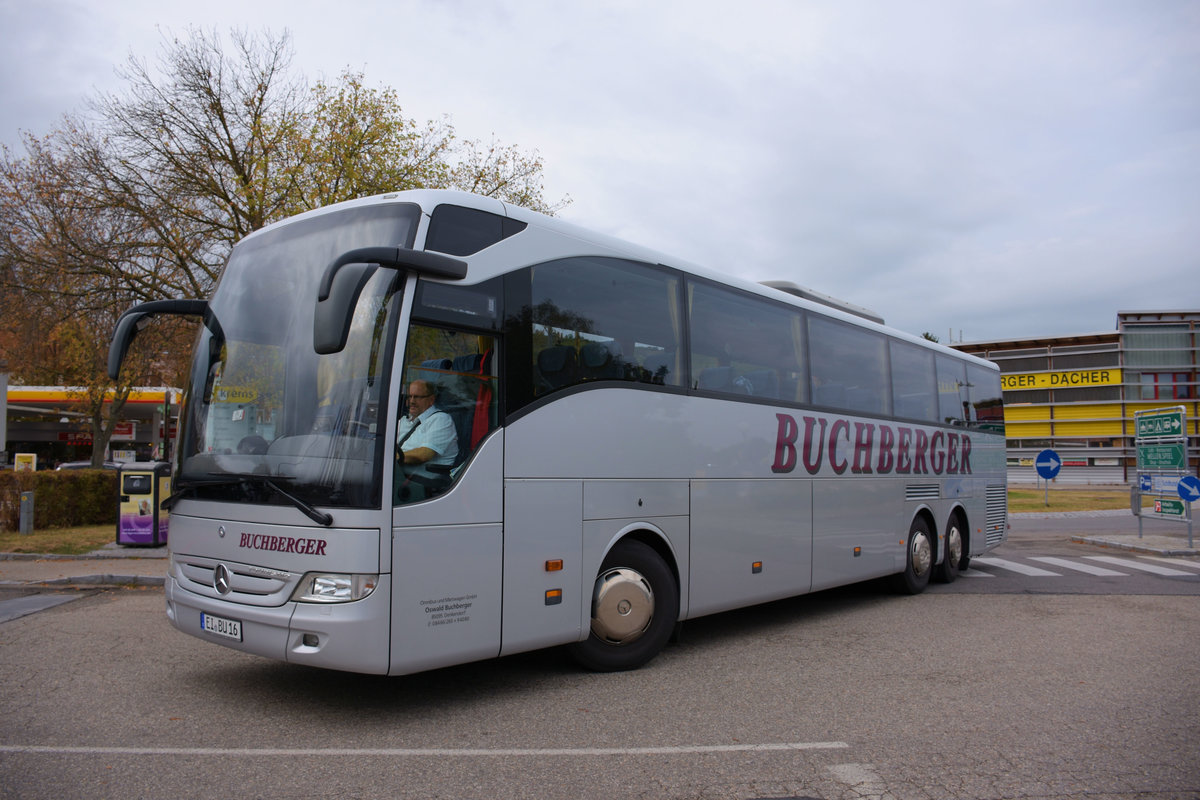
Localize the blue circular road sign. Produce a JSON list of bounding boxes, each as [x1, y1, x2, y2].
[[1178, 475, 1200, 504], [1035, 449, 1062, 480]]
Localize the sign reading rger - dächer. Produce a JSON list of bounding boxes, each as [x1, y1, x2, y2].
[[1001, 368, 1122, 390]]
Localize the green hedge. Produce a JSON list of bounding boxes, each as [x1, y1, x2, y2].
[[0, 469, 119, 531]]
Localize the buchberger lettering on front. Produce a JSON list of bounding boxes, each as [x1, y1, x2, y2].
[[239, 532, 328, 556]]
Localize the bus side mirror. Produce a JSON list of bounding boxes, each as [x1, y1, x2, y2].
[[108, 299, 210, 380], [314, 262, 379, 355], [314, 246, 468, 355], [109, 312, 145, 380]]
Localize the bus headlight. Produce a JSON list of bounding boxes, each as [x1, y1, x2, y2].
[[291, 573, 378, 603]]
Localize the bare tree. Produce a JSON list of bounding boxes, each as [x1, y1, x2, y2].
[[0, 26, 567, 463]]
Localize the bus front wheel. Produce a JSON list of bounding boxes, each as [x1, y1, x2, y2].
[[893, 517, 933, 595], [569, 539, 679, 672]]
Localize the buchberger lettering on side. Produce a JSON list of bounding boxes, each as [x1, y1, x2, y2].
[[772, 413, 972, 476]]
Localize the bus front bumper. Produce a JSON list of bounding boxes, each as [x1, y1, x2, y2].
[[165, 575, 391, 674]]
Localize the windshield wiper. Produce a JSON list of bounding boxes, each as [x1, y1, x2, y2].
[[195, 473, 334, 527]]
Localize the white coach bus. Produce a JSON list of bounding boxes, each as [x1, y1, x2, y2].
[[109, 190, 1007, 676]]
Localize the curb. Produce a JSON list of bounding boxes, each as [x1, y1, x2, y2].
[[1011, 509, 1131, 519], [0, 550, 168, 562], [1070, 535, 1198, 558], [0, 549, 168, 590], [0, 575, 165, 589], [42, 574, 165, 588]]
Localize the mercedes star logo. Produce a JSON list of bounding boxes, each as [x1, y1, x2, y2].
[[214, 563, 232, 596]]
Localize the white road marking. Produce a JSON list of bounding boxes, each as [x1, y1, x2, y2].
[[0, 741, 849, 758], [1136, 556, 1200, 571], [1084, 556, 1197, 577], [1029, 556, 1127, 576], [960, 568, 995, 578], [972, 557, 1061, 577]]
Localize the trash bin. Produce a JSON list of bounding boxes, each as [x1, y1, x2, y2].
[[117, 462, 171, 546]]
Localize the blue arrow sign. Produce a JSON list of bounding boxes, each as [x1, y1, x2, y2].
[[1178, 475, 1200, 503], [1139, 474, 1153, 492], [1035, 449, 1062, 480]]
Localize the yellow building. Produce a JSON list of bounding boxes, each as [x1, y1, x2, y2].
[[955, 311, 1198, 484]]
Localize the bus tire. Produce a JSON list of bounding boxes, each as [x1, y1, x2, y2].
[[569, 539, 679, 672], [935, 513, 964, 583], [892, 516, 932, 595]]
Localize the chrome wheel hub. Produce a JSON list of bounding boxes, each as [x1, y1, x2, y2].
[[590, 567, 654, 644], [911, 531, 932, 577], [947, 525, 962, 567]]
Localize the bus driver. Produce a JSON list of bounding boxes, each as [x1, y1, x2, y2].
[[395, 379, 459, 494]]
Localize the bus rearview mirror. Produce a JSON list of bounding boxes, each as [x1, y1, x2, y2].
[[108, 299, 210, 380], [314, 247, 467, 355], [314, 262, 379, 355]]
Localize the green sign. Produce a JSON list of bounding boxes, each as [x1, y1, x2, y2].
[[1137, 442, 1187, 470], [1154, 497, 1186, 517], [1136, 409, 1185, 439]]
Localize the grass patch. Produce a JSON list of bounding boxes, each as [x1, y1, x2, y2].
[[1008, 487, 1135, 513], [0, 524, 114, 555]]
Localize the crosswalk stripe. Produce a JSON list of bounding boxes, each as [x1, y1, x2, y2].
[[1084, 556, 1197, 577], [1136, 556, 1200, 571], [1029, 556, 1127, 577], [972, 557, 1061, 577], [960, 554, 1200, 579]]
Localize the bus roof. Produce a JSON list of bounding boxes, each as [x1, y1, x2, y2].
[[250, 189, 997, 372]]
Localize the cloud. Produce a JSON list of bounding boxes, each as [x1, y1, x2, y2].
[[2, 0, 1196, 345]]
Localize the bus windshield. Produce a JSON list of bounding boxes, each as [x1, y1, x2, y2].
[[176, 203, 420, 510]]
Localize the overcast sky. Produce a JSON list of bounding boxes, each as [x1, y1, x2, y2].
[[3, 0, 1197, 343]]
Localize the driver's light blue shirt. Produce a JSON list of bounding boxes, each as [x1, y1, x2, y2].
[[396, 406, 458, 466]]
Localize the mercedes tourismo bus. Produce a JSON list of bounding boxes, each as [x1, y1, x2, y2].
[[108, 190, 1007, 676]]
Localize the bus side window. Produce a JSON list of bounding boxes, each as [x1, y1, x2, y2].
[[398, 325, 499, 504], [890, 340, 937, 422], [579, 340, 627, 381], [687, 281, 805, 402], [536, 345, 579, 391], [808, 316, 888, 416], [936, 355, 967, 425], [641, 349, 677, 385], [527, 257, 685, 397], [966, 362, 1005, 429]]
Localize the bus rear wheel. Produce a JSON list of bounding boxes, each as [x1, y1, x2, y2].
[[935, 514, 964, 583], [892, 517, 932, 595], [569, 539, 679, 672]]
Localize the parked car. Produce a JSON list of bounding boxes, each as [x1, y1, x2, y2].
[[56, 461, 123, 471]]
